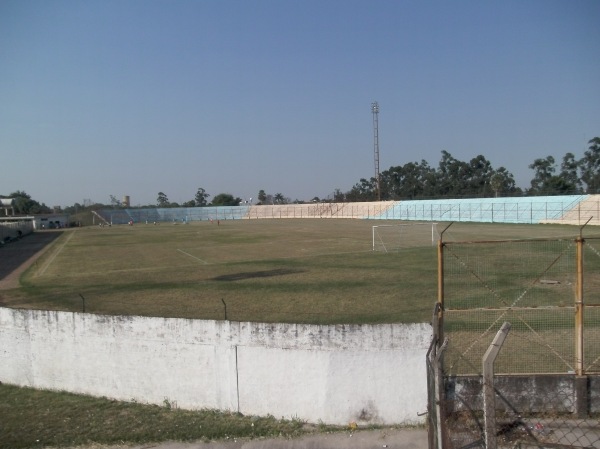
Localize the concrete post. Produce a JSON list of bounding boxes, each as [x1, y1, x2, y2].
[[483, 322, 512, 449]]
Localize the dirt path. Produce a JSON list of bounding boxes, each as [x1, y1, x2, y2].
[[0, 230, 65, 290], [71, 428, 428, 449]]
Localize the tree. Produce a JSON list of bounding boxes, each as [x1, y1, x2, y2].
[[7, 190, 31, 214], [273, 193, 287, 204], [490, 173, 503, 198], [343, 149, 526, 200], [379, 160, 436, 200], [5, 190, 51, 214], [195, 187, 210, 207], [109, 195, 122, 207], [528, 156, 556, 194], [580, 137, 600, 193], [345, 178, 377, 202], [64, 202, 84, 214], [436, 151, 471, 197], [211, 193, 241, 206], [489, 167, 519, 197], [559, 152, 582, 193], [464, 155, 494, 196], [333, 189, 345, 202], [257, 190, 267, 205], [64, 201, 106, 214], [528, 154, 580, 195], [156, 192, 169, 207]]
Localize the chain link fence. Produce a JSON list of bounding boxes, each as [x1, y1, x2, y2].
[[428, 231, 600, 449]]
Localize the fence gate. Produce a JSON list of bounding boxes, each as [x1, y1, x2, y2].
[[427, 233, 600, 449]]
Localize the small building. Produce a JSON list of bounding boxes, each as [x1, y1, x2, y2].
[[0, 212, 70, 230], [33, 213, 70, 230]]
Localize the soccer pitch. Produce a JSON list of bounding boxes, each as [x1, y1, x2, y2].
[[8, 219, 583, 324]]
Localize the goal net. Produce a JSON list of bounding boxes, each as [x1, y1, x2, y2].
[[372, 222, 440, 252]]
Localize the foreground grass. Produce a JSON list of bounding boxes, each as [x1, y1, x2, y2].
[[0, 383, 341, 449]]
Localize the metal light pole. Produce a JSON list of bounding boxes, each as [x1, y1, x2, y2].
[[372, 101, 381, 201]]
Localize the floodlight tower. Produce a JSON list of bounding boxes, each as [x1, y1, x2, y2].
[[372, 101, 381, 201]]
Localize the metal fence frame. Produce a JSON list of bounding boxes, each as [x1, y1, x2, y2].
[[428, 227, 600, 449]]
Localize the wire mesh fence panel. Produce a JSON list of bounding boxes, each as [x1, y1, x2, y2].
[[440, 348, 600, 449], [443, 309, 576, 376], [486, 380, 600, 449], [431, 234, 600, 449], [584, 238, 600, 374], [445, 378, 600, 449], [585, 307, 600, 374], [442, 239, 577, 376]]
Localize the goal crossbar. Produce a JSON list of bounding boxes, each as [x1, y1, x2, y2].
[[372, 222, 440, 252]]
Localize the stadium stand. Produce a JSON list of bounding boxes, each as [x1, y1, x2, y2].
[[94, 195, 600, 226], [541, 194, 600, 226], [95, 206, 251, 225], [245, 201, 395, 219], [371, 195, 588, 224]]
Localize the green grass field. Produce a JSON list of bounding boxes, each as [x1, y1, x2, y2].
[[3, 218, 587, 324]]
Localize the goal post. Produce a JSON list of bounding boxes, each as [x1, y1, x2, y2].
[[372, 222, 440, 252]]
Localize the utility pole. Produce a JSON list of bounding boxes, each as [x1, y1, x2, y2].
[[372, 101, 381, 201]]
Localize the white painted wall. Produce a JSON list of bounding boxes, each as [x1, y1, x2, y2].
[[0, 307, 431, 425]]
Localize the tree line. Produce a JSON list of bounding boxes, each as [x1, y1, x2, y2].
[[3, 137, 598, 214], [152, 189, 297, 207], [0, 191, 52, 214], [337, 137, 600, 202]]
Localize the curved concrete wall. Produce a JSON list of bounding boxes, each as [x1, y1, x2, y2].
[[0, 307, 431, 425]]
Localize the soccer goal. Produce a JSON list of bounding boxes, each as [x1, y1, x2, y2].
[[372, 222, 440, 252]]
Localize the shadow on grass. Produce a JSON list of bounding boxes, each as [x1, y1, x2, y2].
[[212, 268, 305, 281], [0, 231, 64, 282]]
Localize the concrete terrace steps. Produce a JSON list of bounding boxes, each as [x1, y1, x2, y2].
[[94, 196, 600, 225], [541, 195, 600, 226]]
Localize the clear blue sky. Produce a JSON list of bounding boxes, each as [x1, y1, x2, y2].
[[1, 0, 599, 207]]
